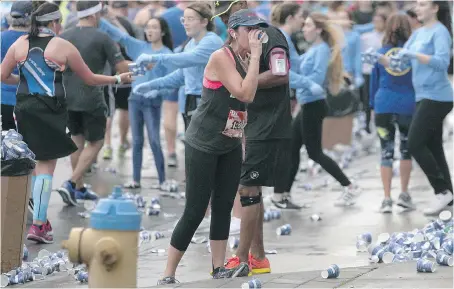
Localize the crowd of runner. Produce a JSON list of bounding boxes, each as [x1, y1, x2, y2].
[[1, 0, 453, 285]]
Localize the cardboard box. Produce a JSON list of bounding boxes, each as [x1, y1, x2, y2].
[[322, 115, 354, 150], [1, 174, 31, 273]]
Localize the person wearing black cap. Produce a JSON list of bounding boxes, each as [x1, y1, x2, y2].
[[1, 1, 33, 131], [213, 0, 293, 278], [156, 9, 267, 285]]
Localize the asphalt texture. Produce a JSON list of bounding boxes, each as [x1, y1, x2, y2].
[[11, 116, 454, 288]]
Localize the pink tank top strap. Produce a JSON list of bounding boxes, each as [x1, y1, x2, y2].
[[203, 46, 236, 90]]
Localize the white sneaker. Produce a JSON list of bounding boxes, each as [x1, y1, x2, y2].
[[334, 185, 360, 207], [423, 191, 453, 216], [195, 216, 211, 234], [379, 198, 393, 213], [229, 217, 241, 235]]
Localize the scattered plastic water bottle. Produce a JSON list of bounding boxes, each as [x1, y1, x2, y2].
[[103, 167, 116, 174], [134, 195, 146, 208], [241, 278, 261, 289], [22, 244, 28, 261], [276, 224, 292, 236], [436, 251, 453, 266], [263, 209, 281, 222], [139, 230, 165, 244], [75, 270, 88, 283], [146, 206, 160, 216], [321, 264, 340, 279], [416, 259, 437, 273]]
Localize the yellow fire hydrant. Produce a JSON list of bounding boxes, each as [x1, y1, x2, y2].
[[62, 186, 142, 288]]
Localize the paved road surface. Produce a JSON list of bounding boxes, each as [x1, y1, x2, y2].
[[16, 117, 454, 288]]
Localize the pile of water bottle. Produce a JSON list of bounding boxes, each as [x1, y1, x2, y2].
[[1, 130, 35, 161], [356, 210, 453, 272], [0, 248, 88, 287]]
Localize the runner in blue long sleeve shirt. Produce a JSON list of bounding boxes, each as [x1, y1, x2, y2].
[[383, 1, 453, 215], [99, 16, 175, 188], [133, 3, 224, 130], [369, 16, 416, 213]]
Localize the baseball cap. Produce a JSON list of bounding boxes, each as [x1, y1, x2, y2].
[[10, 1, 33, 18], [213, 0, 240, 19], [111, 1, 128, 9], [228, 9, 268, 29]]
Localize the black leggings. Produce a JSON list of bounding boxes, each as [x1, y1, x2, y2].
[[170, 144, 242, 251], [360, 74, 372, 132], [408, 99, 453, 194], [285, 99, 351, 192]]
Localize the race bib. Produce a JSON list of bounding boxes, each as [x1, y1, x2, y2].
[[222, 110, 247, 138]]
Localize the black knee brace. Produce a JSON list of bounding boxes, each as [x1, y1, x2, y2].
[[240, 192, 262, 207]]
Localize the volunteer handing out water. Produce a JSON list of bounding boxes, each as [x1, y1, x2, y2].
[[130, 2, 224, 131]]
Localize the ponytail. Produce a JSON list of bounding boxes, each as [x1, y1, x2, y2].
[[28, 2, 60, 38], [324, 22, 344, 96], [29, 13, 40, 37]]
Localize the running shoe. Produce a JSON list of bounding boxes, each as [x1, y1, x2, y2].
[[44, 220, 53, 236], [57, 181, 78, 206], [334, 185, 360, 207], [27, 199, 54, 235], [212, 267, 229, 279], [167, 153, 178, 168], [103, 146, 113, 160], [379, 198, 393, 213], [229, 217, 241, 235], [396, 192, 415, 210], [423, 190, 453, 216], [27, 224, 53, 244], [249, 253, 271, 275], [118, 143, 130, 157], [224, 256, 251, 277], [271, 196, 302, 210], [157, 277, 179, 285], [75, 187, 99, 203]]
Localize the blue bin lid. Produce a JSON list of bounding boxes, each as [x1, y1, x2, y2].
[[90, 186, 142, 231]]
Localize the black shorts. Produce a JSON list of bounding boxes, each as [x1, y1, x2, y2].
[[15, 94, 77, 161], [240, 139, 290, 189], [114, 86, 131, 110], [67, 108, 106, 142]]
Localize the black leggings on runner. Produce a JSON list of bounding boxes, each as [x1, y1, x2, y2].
[[285, 99, 351, 192], [407, 99, 453, 194], [360, 74, 372, 132], [170, 144, 242, 251]]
